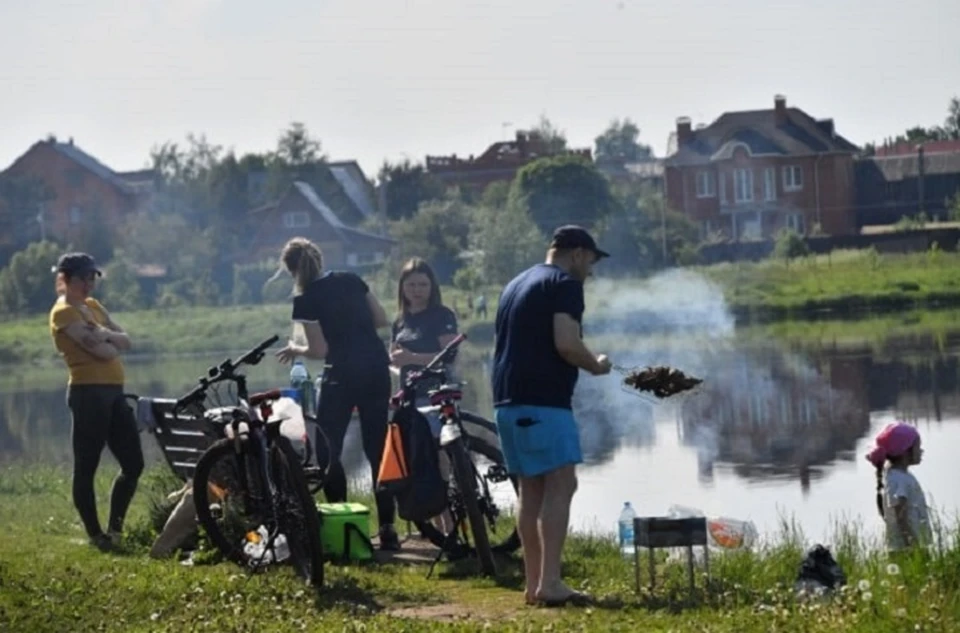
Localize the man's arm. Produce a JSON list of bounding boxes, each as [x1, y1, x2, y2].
[[61, 320, 120, 361], [553, 314, 610, 376]]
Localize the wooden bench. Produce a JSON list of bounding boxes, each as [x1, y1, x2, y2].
[[128, 395, 220, 483]]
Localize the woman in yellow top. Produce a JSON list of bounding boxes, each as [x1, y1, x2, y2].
[[48, 252, 143, 552]]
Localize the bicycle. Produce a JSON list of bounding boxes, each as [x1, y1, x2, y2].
[[390, 333, 520, 577], [173, 334, 325, 587]]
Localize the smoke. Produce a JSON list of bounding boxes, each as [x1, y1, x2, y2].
[[573, 268, 865, 485]]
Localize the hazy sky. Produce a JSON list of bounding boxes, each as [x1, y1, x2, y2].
[[2, 0, 958, 179]]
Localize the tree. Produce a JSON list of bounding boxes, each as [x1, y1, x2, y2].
[[378, 159, 445, 220], [943, 96, 960, 140], [510, 155, 617, 233], [529, 115, 568, 154], [597, 182, 699, 273], [467, 204, 545, 285], [0, 241, 62, 315], [480, 181, 510, 209], [100, 254, 144, 311], [275, 122, 325, 167], [594, 118, 654, 163], [388, 198, 473, 283]]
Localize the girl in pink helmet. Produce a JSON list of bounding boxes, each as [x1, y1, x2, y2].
[[865, 422, 931, 552]]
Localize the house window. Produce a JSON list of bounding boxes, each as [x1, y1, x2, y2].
[[782, 165, 803, 191], [718, 172, 727, 202], [733, 168, 753, 203], [346, 252, 380, 267], [786, 213, 805, 234], [69, 206, 82, 225], [764, 167, 776, 201], [282, 211, 310, 228], [695, 171, 716, 198]]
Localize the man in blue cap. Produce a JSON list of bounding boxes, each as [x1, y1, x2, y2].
[[492, 224, 611, 607]]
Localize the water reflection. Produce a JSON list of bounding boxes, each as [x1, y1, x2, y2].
[[2, 336, 960, 494]]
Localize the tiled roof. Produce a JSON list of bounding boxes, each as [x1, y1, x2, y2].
[[49, 142, 135, 194], [666, 106, 859, 167], [293, 182, 394, 245]]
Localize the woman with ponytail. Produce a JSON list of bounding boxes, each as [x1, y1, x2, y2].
[[865, 422, 930, 552], [273, 238, 401, 551]]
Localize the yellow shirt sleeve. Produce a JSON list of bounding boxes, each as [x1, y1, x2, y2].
[[50, 302, 82, 332]]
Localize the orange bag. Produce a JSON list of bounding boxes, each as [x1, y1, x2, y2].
[[376, 422, 409, 491]]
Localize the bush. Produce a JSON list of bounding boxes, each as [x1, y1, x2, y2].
[[772, 228, 810, 263]]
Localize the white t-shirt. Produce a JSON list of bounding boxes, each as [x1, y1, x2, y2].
[[883, 467, 930, 551]]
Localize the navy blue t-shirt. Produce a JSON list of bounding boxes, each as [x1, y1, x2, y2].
[[492, 264, 585, 410], [291, 271, 389, 373]]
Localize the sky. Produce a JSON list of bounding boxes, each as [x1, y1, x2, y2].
[[1, 0, 958, 179]]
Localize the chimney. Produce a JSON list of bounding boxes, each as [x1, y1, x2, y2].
[[817, 118, 835, 138], [676, 116, 692, 145], [774, 94, 787, 125]]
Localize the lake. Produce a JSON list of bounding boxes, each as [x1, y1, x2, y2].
[[2, 318, 959, 546]]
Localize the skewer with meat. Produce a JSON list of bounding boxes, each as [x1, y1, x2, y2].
[[620, 365, 703, 398]]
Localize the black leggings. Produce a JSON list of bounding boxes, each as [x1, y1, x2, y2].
[[317, 364, 394, 528], [67, 385, 145, 538]]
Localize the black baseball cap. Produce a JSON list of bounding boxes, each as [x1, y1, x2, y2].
[[54, 252, 102, 277], [549, 225, 610, 259]]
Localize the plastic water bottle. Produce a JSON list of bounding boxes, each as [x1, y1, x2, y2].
[[289, 360, 314, 417], [618, 502, 637, 557]]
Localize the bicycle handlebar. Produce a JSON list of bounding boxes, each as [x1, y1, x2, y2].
[[394, 333, 467, 400], [175, 334, 280, 409]]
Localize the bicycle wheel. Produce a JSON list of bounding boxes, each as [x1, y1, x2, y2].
[[270, 436, 325, 588], [415, 411, 520, 555], [193, 437, 271, 565], [447, 435, 497, 576]]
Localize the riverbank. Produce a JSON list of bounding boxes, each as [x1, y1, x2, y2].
[[2, 249, 960, 365], [696, 248, 960, 321], [1, 463, 957, 632]]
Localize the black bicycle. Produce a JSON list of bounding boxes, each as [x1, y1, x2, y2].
[[392, 333, 520, 576], [173, 335, 325, 588]]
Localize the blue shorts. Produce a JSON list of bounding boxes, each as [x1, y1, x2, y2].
[[494, 405, 583, 478]]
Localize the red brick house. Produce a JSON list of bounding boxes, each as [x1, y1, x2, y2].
[[664, 95, 860, 240], [425, 130, 592, 191], [245, 181, 395, 270], [0, 137, 155, 248]]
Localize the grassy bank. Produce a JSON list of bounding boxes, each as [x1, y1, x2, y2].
[[3, 249, 960, 365], [2, 463, 959, 632], [697, 249, 960, 320]]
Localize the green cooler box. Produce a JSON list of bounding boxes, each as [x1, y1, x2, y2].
[[317, 502, 374, 562]]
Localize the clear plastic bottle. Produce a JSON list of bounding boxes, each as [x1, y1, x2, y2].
[[289, 360, 314, 417], [618, 501, 637, 557]]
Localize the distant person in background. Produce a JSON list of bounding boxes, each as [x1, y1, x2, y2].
[[475, 293, 487, 319], [49, 252, 142, 552], [866, 422, 930, 554], [273, 237, 401, 551], [492, 225, 612, 607]]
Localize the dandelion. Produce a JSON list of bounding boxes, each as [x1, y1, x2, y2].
[[887, 563, 901, 576], [896, 608, 907, 617], [858, 579, 871, 592], [862, 591, 873, 602]]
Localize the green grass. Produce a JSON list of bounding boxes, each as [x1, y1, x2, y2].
[[3, 251, 960, 365], [694, 248, 960, 318], [2, 462, 959, 631]]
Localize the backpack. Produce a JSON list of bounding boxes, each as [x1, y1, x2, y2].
[[376, 406, 448, 523], [795, 544, 847, 592]]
